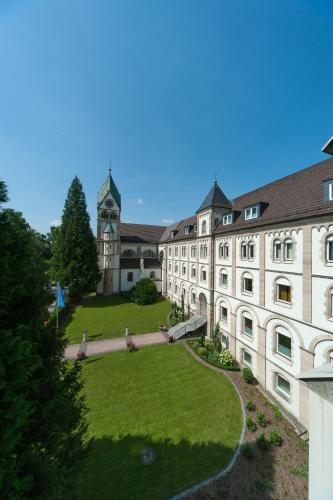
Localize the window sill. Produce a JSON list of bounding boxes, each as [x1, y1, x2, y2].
[[275, 388, 290, 403], [241, 332, 253, 342], [275, 300, 292, 308], [242, 290, 254, 297], [274, 351, 292, 366]]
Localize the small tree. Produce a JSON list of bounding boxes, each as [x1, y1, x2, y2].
[[213, 323, 222, 352], [130, 278, 158, 305]]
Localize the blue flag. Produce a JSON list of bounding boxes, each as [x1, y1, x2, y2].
[[57, 282, 65, 309]]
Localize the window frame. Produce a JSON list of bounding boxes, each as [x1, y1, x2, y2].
[[242, 349, 252, 367], [244, 205, 259, 220], [275, 373, 291, 401], [127, 272, 133, 282], [273, 239, 282, 261], [242, 275, 253, 294], [220, 305, 228, 323], [276, 328, 292, 360], [284, 239, 293, 261], [326, 236, 333, 263], [223, 213, 233, 225], [276, 282, 291, 304], [242, 315, 253, 337]]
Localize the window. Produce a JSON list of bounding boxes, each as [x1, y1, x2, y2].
[[220, 305, 228, 323], [223, 214, 233, 225], [201, 220, 207, 235], [284, 239, 293, 261], [174, 284, 178, 294], [242, 350, 252, 366], [174, 263, 178, 273], [243, 274, 253, 293], [241, 242, 247, 259], [168, 281, 171, 290], [273, 240, 282, 260], [122, 248, 136, 257], [150, 271, 155, 279], [191, 245, 196, 258], [194, 224, 197, 233], [201, 267, 207, 282], [244, 205, 258, 220], [326, 236, 333, 263], [248, 241, 254, 259], [182, 264, 186, 275], [276, 374, 291, 400], [219, 270, 228, 287], [142, 249, 155, 258], [243, 315, 253, 336], [168, 261, 171, 271], [127, 272, 133, 282], [175, 247, 179, 257], [184, 226, 191, 235], [170, 231, 176, 238], [329, 182, 333, 201], [219, 243, 229, 259], [200, 244, 208, 259], [276, 328, 291, 359], [168, 247, 172, 257], [191, 291, 196, 303], [181, 246, 186, 257], [330, 289, 333, 318], [277, 283, 291, 303], [191, 265, 196, 278], [221, 334, 228, 348]]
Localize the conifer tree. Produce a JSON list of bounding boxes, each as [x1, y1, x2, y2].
[[50, 176, 99, 299], [0, 179, 87, 499]]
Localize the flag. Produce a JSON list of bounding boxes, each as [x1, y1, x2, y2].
[[57, 282, 65, 309]]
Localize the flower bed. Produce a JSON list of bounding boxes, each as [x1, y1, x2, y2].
[[188, 339, 239, 371]]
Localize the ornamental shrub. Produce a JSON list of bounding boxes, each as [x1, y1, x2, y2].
[[246, 400, 255, 411], [218, 349, 238, 369], [256, 432, 270, 451], [246, 416, 257, 432], [256, 411, 267, 428], [269, 428, 281, 446], [243, 367, 254, 384], [272, 404, 283, 422], [241, 442, 254, 460], [130, 278, 158, 305]]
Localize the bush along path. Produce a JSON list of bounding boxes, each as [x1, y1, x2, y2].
[[185, 341, 309, 500]]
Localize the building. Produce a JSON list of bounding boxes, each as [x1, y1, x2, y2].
[[97, 147, 333, 430]]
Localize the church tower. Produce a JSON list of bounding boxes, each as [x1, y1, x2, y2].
[[96, 169, 121, 295]]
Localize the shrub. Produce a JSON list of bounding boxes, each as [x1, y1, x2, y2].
[[269, 428, 281, 446], [127, 340, 137, 352], [246, 416, 257, 432], [129, 278, 158, 305], [246, 400, 255, 411], [256, 411, 267, 428], [196, 346, 206, 356], [218, 350, 238, 369], [77, 351, 86, 361], [256, 432, 270, 451], [272, 404, 283, 422], [243, 367, 254, 384], [241, 442, 254, 460], [169, 303, 188, 326], [212, 323, 222, 352]]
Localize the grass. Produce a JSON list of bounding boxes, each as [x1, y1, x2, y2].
[[75, 343, 243, 499], [64, 294, 172, 344]]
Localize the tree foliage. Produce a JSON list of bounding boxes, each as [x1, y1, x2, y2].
[[0, 180, 87, 499], [50, 176, 99, 299], [130, 277, 158, 305]]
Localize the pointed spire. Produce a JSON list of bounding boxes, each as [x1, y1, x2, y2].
[[97, 165, 121, 209], [197, 181, 232, 213]]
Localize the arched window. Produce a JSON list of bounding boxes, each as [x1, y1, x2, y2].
[[191, 265, 196, 278], [122, 249, 137, 257], [241, 242, 247, 259], [242, 272, 253, 294], [248, 241, 254, 259], [174, 263, 178, 273], [159, 250, 164, 260], [191, 245, 196, 258], [219, 269, 228, 287], [326, 235, 333, 263], [219, 243, 223, 259], [174, 246, 179, 257], [242, 312, 253, 337], [275, 373, 291, 400], [127, 272, 133, 282], [174, 283, 178, 294], [182, 264, 186, 275], [168, 281, 171, 290], [284, 239, 293, 261], [275, 326, 292, 359], [224, 243, 229, 258], [201, 266, 207, 282], [191, 290, 196, 304], [181, 246, 186, 257], [273, 239, 282, 261], [220, 303, 228, 323], [142, 249, 155, 258], [275, 277, 291, 303], [201, 220, 207, 235], [149, 271, 155, 279], [329, 288, 333, 318]]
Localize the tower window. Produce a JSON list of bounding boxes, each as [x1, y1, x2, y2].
[[127, 272, 133, 282]]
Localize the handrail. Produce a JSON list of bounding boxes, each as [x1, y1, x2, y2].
[[168, 315, 207, 341]]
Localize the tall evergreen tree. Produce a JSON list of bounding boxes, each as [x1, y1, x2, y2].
[[0, 180, 87, 499], [50, 176, 99, 299]]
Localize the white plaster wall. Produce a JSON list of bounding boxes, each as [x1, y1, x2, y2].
[[235, 268, 260, 306], [265, 271, 303, 320]]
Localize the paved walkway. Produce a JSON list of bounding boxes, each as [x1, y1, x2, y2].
[[65, 331, 168, 359]]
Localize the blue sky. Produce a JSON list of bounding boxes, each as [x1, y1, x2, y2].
[[0, 0, 332, 234]]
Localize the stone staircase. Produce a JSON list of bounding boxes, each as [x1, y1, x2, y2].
[[168, 315, 207, 341]]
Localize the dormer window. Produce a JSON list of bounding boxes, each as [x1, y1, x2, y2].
[[184, 226, 191, 235], [244, 205, 259, 220], [170, 230, 177, 238], [194, 224, 197, 233], [223, 214, 233, 225], [324, 180, 333, 203]]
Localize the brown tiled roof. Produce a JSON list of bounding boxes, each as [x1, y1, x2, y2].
[[120, 258, 161, 269], [120, 223, 166, 243], [160, 215, 197, 242], [215, 157, 333, 234]]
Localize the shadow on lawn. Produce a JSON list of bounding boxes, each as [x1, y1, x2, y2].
[[72, 434, 275, 500]]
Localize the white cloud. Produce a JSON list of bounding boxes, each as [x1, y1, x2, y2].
[[137, 198, 144, 205], [162, 218, 173, 224], [50, 218, 61, 227]]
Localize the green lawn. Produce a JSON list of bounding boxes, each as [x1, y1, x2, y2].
[[75, 343, 243, 499], [64, 294, 172, 344]]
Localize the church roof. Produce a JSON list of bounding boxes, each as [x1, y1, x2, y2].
[[97, 171, 121, 209], [197, 181, 232, 212], [120, 223, 166, 243]]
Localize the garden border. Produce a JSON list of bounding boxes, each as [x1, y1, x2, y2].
[[169, 341, 246, 499]]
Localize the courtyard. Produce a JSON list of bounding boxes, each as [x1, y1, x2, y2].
[[74, 343, 243, 499], [64, 294, 172, 344]]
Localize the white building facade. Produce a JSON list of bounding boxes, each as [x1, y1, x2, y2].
[[159, 156, 333, 430]]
